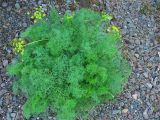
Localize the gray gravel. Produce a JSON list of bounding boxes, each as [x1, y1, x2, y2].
[[90, 0, 160, 120], [0, 0, 160, 120]]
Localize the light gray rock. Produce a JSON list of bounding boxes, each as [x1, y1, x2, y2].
[[3, 59, 8, 67], [7, 6, 12, 11], [146, 83, 152, 89], [112, 110, 121, 115], [15, 3, 20, 9], [143, 109, 149, 119], [38, 0, 42, 5], [23, 23, 27, 27], [1, 83, 5, 87], [0, 77, 2, 85], [11, 112, 16, 118], [143, 72, 149, 78], [135, 39, 140, 45], [0, 98, 2, 106], [7, 112, 11, 120], [8, 108, 12, 113], [2, 2, 8, 7], [0, 89, 7, 96], [135, 53, 139, 58]]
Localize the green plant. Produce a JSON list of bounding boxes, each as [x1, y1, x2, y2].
[[7, 8, 131, 120]]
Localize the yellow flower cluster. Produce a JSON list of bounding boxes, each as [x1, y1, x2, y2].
[[66, 15, 73, 20], [11, 38, 25, 54], [31, 6, 46, 23], [107, 25, 120, 32], [107, 25, 122, 38], [101, 11, 113, 21], [64, 13, 75, 21]]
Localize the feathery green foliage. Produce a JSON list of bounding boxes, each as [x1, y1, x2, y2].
[[7, 8, 131, 120]]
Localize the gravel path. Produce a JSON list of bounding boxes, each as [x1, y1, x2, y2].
[[0, 0, 160, 120]]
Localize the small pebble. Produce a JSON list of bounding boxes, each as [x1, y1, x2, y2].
[[0, 89, 7, 96], [41, 4, 47, 7], [7, 112, 11, 120], [2, 2, 8, 7], [8, 108, 12, 113], [143, 109, 149, 119], [146, 83, 152, 89], [11, 113, 16, 118], [1, 83, 5, 87], [128, 114, 133, 119], [135, 53, 139, 58], [0, 98, 2, 106], [112, 110, 121, 115], [15, 3, 20, 9], [23, 23, 28, 27], [7, 6, 12, 11], [3, 60, 8, 67], [158, 52, 160, 57], [143, 72, 149, 78], [132, 93, 138, 100], [122, 108, 128, 113], [135, 40, 140, 45], [38, 1, 42, 5]]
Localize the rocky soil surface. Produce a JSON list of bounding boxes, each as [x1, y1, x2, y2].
[[90, 0, 160, 120], [0, 0, 159, 120]]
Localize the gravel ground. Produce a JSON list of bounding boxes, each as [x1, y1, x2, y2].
[[0, 0, 160, 120], [90, 0, 160, 120]]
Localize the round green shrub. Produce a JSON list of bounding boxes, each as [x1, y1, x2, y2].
[[7, 9, 131, 120]]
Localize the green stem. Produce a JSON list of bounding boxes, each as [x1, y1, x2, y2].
[[24, 39, 48, 46]]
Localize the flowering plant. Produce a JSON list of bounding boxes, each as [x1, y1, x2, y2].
[[8, 9, 131, 120]]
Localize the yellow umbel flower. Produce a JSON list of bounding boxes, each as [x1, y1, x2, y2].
[[31, 6, 46, 23], [11, 38, 25, 54], [107, 25, 120, 32], [101, 11, 113, 21]]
